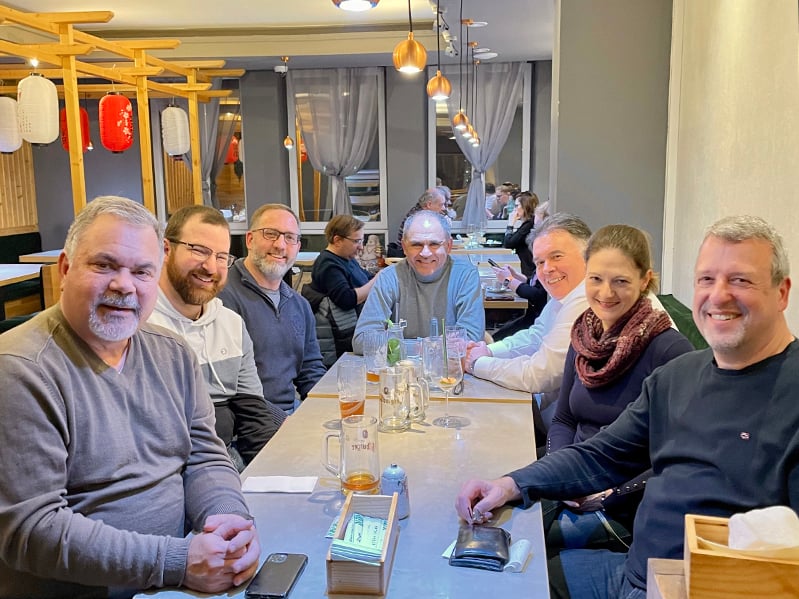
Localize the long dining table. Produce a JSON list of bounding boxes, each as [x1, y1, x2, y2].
[[137, 362, 549, 598], [308, 352, 532, 403]]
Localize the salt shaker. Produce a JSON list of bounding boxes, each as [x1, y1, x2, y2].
[[380, 463, 410, 519]]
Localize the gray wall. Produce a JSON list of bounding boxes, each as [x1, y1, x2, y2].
[[240, 70, 291, 212], [384, 69, 428, 244], [552, 0, 672, 270], [532, 61, 552, 200], [35, 100, 144, 249]]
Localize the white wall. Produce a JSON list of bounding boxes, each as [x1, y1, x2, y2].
[[663, 0, 799, 329]]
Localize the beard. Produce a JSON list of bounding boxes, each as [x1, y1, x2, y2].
[[88, 292, 141, 342], [166, 258, 222, 306], [251, 249, 294, 281]]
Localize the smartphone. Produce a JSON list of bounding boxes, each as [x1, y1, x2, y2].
[[487, 258, 500, 268], [245, 553, 308, 599]]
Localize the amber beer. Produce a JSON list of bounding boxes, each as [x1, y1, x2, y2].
[[366, 370, 380, 383], [343, 471, 379, 494], [339, 399, 365, 418]]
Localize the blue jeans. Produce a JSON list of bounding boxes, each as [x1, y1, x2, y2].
[[559, 549, 645, 599]]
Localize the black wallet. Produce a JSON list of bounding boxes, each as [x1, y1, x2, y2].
[[449, 524, 511, 572]]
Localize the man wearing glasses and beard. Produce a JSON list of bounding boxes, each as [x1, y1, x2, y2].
[[219, 204, 326, 414], [149, 205, 287, 470]]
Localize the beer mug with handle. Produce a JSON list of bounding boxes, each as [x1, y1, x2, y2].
[[322, 415, 380, 494]]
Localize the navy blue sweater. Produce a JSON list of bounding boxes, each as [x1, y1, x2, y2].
[[509, 341, 799, 590], [219, 260, 326, 412]]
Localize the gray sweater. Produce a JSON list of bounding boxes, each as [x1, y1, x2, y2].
[[0, 306, 250, 598]]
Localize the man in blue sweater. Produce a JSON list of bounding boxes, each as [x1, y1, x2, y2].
[[456, 215, 799, 599], [219, 204, 325, 413]]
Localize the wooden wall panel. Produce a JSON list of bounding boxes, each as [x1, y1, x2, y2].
[[0, 143, 38, 234], [163, 154, 194, 215]]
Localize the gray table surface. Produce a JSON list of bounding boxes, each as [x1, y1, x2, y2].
[[308, 353, 533, 404], [136, 396, 549, 598]]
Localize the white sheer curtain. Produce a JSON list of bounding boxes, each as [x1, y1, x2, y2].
[[287, 68, 379, 216], [445, 62, 525, 228]]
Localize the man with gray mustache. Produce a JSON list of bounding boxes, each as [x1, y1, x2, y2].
[[0, 196, 260, 597]]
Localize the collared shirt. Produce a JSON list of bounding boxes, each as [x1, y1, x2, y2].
[[473, 281, 589, 393]]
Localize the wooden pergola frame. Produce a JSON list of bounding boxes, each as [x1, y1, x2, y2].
[[0, 5, 245, 215]]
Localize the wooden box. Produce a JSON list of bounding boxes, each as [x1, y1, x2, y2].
[[683, 514, 799, 598], [326, 493, 400, 596]]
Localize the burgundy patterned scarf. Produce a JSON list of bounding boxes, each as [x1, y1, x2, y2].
[[571, 296, 671, 388]]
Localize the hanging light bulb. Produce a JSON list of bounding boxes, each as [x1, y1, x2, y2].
[[393, 0, 427, 73], [426, 0, 451, 100], [332, 0, 379, 10], [451, 1, 469, 132], [283, 136, 294, 150], [452, 110, 469, 131], [427, 71, 452, 101], [471, 135, 480, 147], [461, 124, 473, 140]]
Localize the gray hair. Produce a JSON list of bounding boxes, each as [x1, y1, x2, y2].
[[531, 212, 592, 251], [704, 215, 789, 285], [403, 210, 452, 240], [417, 188, 445, 209], [64, 196, 163, 260]]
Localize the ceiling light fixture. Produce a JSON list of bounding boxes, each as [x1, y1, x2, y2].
[[393, 0, 427, 73], [283, 136, 294, 150], [332, 0, 379, 11], [451, 0, 469, 131], [426, 0, 451, 101]]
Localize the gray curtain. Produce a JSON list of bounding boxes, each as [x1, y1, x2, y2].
[[198, 81, 239, 208], [445, 62, 525, 228], [287, 67, 379, 216]]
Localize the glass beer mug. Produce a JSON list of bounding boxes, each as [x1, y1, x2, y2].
[[322, 415, 380, 494], [397, 358, 429, 422]]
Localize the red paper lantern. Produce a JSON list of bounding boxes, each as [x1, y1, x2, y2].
[[99, 92, 133, 153], [59, 107, 90, 153]]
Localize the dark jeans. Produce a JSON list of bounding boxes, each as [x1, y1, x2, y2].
[[549, 549, 645, 599]]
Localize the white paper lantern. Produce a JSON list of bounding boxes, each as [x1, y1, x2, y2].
[[161, 105, 190, 156], [0, 97, 22, 154], [17, 74, 59, 145]]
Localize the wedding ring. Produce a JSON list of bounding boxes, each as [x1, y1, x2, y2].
[[471, 508, 484, 523]]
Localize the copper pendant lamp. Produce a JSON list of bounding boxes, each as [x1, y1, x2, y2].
[[426, 0, 451, 100], [393, 0, 427, 73]]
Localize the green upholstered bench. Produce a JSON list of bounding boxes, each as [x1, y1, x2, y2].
[[657, 294, 708, 350]]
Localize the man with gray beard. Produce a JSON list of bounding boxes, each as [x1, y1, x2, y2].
[[219, 204, 325, 413], [148, 205, 286, 470], [0, 196, 259, 597]]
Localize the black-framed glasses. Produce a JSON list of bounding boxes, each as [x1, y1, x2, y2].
[[344, 236, 365, 246], [252, 227, 302, 246], [167, 239, 236, 268]]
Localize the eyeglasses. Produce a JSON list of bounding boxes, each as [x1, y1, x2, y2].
[[406, 240, 445, 253], [344, 237, 365, 246], [167, 239, 236, 268], [252, 227, 302, 246]]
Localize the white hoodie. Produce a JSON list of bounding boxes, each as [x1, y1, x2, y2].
[[148, 289, 263, 404]]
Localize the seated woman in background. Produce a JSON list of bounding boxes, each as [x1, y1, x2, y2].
[[542, 224, 693, 562], [491, 197, 550, 340], [302, 215, 375, 367]]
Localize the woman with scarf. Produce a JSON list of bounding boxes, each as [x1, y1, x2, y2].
[[542, 224, 694, 561]]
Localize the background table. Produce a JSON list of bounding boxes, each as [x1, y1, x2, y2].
[[308, 353, 532, 403], [0, 263, 43, 286], [18, 249, 61, 264], [137, 396, 548, 598]]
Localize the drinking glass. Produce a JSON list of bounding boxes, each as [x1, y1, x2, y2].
[[338, 359, 366, 417], [431, 347, 470, 429], [445, 325, 468, 358], [363, 329, 388, 383]]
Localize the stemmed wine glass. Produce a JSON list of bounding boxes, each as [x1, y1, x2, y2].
[[432, 347, 470, 428]]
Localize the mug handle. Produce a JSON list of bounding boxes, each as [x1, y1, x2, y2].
[[322, 431, 341, 477]]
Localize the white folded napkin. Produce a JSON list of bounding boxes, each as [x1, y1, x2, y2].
[[241, 476, 318, 493]]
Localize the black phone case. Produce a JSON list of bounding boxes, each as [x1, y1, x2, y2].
[[245, 553, 308, 599], [487, 258, 500, 267]]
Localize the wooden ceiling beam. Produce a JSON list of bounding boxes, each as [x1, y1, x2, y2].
[[116, 39, 181, 50], [33, 11, 114, 24], [17, 43, 95, 56]]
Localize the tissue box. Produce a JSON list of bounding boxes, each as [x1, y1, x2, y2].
[[684, 514, 799, 598], [326, 493, 400, 595]]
